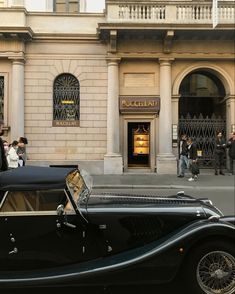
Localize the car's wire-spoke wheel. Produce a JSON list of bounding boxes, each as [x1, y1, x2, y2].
[[196, 250, 235, 294]]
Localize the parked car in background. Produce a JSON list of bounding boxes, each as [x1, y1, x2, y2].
[[0, 166, 234, 294]]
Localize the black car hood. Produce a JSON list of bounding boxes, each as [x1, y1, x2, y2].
[[84, 193, 223, 218], [86, 193, 203, 209]]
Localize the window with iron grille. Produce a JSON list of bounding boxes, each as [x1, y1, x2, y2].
[[53, 73, 80, 127], [0, 76, 4, 121]]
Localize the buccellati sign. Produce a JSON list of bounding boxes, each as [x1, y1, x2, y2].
[[119, 96, 160, 114]]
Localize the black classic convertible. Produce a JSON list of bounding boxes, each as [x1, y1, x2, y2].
[[0, 166, 234, 294]]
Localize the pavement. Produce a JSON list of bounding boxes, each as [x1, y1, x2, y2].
[[92, 170, 235, 190]]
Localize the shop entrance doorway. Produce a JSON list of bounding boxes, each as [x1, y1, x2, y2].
[[128, 122, 150, 167]]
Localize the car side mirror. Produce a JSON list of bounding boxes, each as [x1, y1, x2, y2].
[[56, 204, 65, 216]]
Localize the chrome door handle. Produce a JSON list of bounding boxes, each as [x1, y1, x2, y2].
[[9, 247, 18, 255]]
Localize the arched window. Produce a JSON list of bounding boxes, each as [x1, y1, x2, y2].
[[180, 71, 225, 98], [53, 73, 80, 127], [179, 70, 226, 118]]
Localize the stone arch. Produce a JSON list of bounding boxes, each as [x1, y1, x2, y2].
[[175, 63, 231, 169], [172, 63, 233, 97]]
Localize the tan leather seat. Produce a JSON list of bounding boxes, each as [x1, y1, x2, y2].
[[1, 192, 33, 212]]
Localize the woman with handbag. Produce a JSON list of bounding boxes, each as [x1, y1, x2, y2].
[[187, 137, 199, 182]]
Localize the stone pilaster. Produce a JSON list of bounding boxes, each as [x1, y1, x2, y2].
[[10, 58, 25, 141], [46, 0, 54, 12], [226, 94, 235, 135], [79, 0, 87, 12], [104, 57, 123, 174], [156, 58, 177, 174], [11, 0, 25, 7]]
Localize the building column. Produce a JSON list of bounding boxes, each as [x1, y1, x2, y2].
[[156, 58, 177, 174], [11, 59, 25, 141], [226, 95, 235, 135], [104, 58, 123, 174], [11, 0, 25, 7], [46, 0, 54, 12], [225, 95, 235, 169], [79, 0, 87, 12]]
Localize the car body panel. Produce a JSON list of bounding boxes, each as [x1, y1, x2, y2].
[[0, 166, 234, 289], [0, 219, 234, 288]]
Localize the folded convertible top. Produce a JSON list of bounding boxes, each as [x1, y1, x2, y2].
[[0, 166, 76, 191]]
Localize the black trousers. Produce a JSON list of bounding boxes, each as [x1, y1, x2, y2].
[[215, 151, 225, 172], [229, 157, 235, 174]]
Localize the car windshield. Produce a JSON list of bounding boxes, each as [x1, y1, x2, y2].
[[65, 169, 92, 208]]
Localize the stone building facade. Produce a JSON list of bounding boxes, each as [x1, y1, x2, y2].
[[0, 0, 234, 174]]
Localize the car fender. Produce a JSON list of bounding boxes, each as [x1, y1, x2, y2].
[[219, 215, 235, 225], [0, 219, 234, 287]]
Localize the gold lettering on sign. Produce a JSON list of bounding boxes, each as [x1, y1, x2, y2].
[[53, 120, 80, 127], [119, 96, 160, 114], [122, 100, 158, 107]]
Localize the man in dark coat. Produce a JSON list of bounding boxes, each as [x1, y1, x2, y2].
[[214, 131, 226, 175], [0, 122, 8, 172], [177, 134, 188, 177], [187, 137, 199, 182], [227, 132, 235, 175]]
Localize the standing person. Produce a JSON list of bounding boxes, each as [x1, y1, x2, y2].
[[227, 132, 235, 175], [3, 140, 9, 156], [17, 137, 28, 166], [177, 134, 188, 178], [187, 137, 199, 182], [7, 140, 19, 169], [214, 131, 226, 175], [0, 122, 8, 171]]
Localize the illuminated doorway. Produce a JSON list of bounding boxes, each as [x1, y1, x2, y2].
[[128, 122, 150, 167]]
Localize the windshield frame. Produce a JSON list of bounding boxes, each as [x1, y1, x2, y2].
[[65, 168, 92, 220]]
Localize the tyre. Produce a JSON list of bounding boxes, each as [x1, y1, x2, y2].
[[184, 241, 235, 294]]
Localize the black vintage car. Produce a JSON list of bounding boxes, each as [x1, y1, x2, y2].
[[0, 166, 234, 294]]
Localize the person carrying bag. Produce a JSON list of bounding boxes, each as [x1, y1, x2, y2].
[[187, 137, 199, 182]]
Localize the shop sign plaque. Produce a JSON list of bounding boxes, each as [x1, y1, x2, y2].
[[119, 96, 160, 114], [53, 120, 80, 127]]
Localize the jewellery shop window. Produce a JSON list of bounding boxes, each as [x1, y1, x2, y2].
[[133, 125, 150, 156]]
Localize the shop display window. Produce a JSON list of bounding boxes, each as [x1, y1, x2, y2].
[[133, 125, 149, 155]]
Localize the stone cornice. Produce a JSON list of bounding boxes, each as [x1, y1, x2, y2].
[[0, 27, 33, 41], [106, 56, 121, 64], [98, 22, 235, 31], [7, 53, 25, 62], [110, 53, 234, 60]]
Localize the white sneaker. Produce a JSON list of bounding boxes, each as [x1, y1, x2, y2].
[[188, 177, 195, 182]]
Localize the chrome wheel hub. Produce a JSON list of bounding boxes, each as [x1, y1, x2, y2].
[[197, 251, 235, 294]]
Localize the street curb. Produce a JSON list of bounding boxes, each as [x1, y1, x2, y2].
[[93, 185, 235, 190]]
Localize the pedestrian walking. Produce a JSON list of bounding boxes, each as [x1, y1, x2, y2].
[[214, 131, 226, 175], [177, 134, 188, 178], [187, 137, 199, 182], [227, 132, 235, 175], [0, 121, 8, 172], [7, 140, 19, 169]]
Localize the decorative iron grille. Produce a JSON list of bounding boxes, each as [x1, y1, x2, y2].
[[179, 113, 226, 168], [0, 76, 4, 121], [53, 73, 80, 127]]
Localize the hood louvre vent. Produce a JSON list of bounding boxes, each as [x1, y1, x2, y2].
[[93, 193, 195, 206]]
